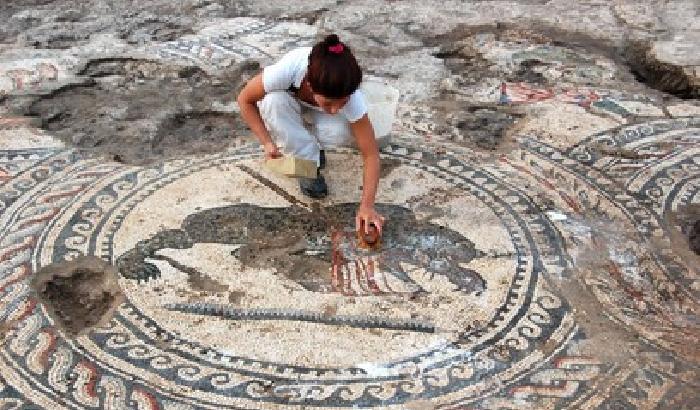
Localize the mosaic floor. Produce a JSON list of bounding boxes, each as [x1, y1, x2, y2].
[[0, 15, 699, 410], [1, 117, 698, 408]]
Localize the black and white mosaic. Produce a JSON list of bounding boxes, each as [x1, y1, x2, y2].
[[1, 118, 697, 407]]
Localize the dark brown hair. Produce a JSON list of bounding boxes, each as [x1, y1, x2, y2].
[[307, 34, 362, 99]]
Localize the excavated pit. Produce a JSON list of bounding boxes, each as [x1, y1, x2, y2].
[[672, 205, 700, 256], [688, 219, 700, 255], [691, 220, 700, 255], [31, 256, 125, 336], [664, 205, 700, 274], [22, 57, 257, 164], [625, 41, 699, 99]]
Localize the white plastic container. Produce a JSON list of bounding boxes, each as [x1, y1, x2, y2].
[[360, 81, 399, 138]]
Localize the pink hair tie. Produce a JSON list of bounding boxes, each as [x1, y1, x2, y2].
[[328, 44, 344, 54]]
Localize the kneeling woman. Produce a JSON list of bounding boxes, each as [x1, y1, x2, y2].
[[237, 34, 385, 234]]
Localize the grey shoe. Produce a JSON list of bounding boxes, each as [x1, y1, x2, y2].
[[299, 169, 328, 199]]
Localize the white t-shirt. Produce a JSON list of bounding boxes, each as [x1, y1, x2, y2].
[[262, 47, 368, 123]]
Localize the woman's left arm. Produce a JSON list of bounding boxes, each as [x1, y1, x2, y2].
[[350, 114, 385, 234]]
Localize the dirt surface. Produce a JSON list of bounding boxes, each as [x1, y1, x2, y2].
[[17, 58, 257, 164]]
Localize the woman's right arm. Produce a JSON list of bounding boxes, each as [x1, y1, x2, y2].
[[236, 73, 281, 159]]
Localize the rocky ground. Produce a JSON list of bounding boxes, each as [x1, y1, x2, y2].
[[0, 1, 698, 409]]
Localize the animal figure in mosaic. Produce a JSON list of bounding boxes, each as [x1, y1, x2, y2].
[[117, 203, 485, 296]]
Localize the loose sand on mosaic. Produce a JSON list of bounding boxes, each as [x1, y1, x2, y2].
[[0, 1, 699, 409]]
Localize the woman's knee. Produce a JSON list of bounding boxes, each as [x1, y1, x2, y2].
[[314, 115, 353, 147], [258, 92, 300, 119]]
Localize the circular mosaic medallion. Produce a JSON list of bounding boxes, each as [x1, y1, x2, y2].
[[1, 118, 697, 408]]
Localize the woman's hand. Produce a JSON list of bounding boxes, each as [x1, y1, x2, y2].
[[356, 204, 385, 236], [264, 142, 282, 160]]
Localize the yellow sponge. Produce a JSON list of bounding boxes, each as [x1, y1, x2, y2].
[[264, 156, 318, 178]]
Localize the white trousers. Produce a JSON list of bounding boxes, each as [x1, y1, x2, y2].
[[258, 92, 354, 166]]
